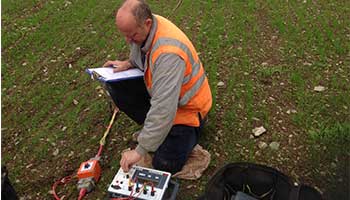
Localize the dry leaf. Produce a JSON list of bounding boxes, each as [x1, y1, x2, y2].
[[314, 86, 325, 92], [73, 99, 79, 105], [53, 149, 59, 156], [217, 81, 225, 86]]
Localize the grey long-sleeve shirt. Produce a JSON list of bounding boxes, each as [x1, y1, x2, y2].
[[135, 54, 185, 155], [128, 15, 187, 156]]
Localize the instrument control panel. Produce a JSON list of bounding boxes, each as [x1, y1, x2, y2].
[[108, 165, 171, 200]]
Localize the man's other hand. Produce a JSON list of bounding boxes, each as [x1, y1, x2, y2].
[[103, 60, 132, 73], [120, 149, 142, 172]]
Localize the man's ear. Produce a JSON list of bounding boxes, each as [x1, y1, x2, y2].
[[145, 18, 152, 28]]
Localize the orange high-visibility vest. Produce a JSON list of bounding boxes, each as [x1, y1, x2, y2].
[[144, 15, 212, 127]]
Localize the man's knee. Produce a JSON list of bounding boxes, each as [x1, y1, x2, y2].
[[152, 154, 186, 174]]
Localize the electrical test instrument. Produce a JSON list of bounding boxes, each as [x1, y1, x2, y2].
[[108, 165, 171, 200]]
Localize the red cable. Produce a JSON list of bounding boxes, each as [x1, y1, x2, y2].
[[96, 144, 104, 158], [78, 188, 87, 200], [52, 108, 119, 200], [52, 175, 74, 200]]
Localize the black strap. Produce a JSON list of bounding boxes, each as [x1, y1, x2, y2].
[[289, 186, 301, 200]]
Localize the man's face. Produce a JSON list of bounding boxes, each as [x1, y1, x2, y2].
[[116, 8, 152, 45], [120, 22, 149, 45]]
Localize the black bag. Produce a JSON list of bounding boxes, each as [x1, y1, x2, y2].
[[1, 166, 18, 200], [199, 162, 322, 200]]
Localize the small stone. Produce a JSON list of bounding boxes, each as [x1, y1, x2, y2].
[[22, 62, 27, 66], [252, 126, 266, 137], [217, 81, 225, 87], [261, 62, 268, 66], [258, 141, 268, 149], [68, 64, 72, 68], [314, 86, 326, 92], [62, 126, 67, 131], [215, 136, 219, 141], [269, 142, 280, 150]]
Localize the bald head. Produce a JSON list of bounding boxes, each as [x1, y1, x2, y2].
[[116, 7, 137, 33], [115, 0, 153, 45]]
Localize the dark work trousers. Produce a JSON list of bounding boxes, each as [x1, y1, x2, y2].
[[105, 77, 202, 174]]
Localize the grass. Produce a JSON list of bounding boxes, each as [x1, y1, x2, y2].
[[2, 0, 350, 199], [310, 123, 350, 149]]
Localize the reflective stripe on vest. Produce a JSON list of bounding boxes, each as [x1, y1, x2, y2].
[[150, 37, 201, 85], [149, 37, 204, 106], [179, 72, 206, 106]]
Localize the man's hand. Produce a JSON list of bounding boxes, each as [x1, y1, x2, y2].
[[120, 149, 142, 172], [103, 60, 132, 73]]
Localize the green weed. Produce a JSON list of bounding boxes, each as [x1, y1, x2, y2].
[[309, 123, 350, 149]]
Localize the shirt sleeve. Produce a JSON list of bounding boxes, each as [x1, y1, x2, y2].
[[129, 43, 144, 70], [129, 43, 137, 67], [135, 53, 185, 155]]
